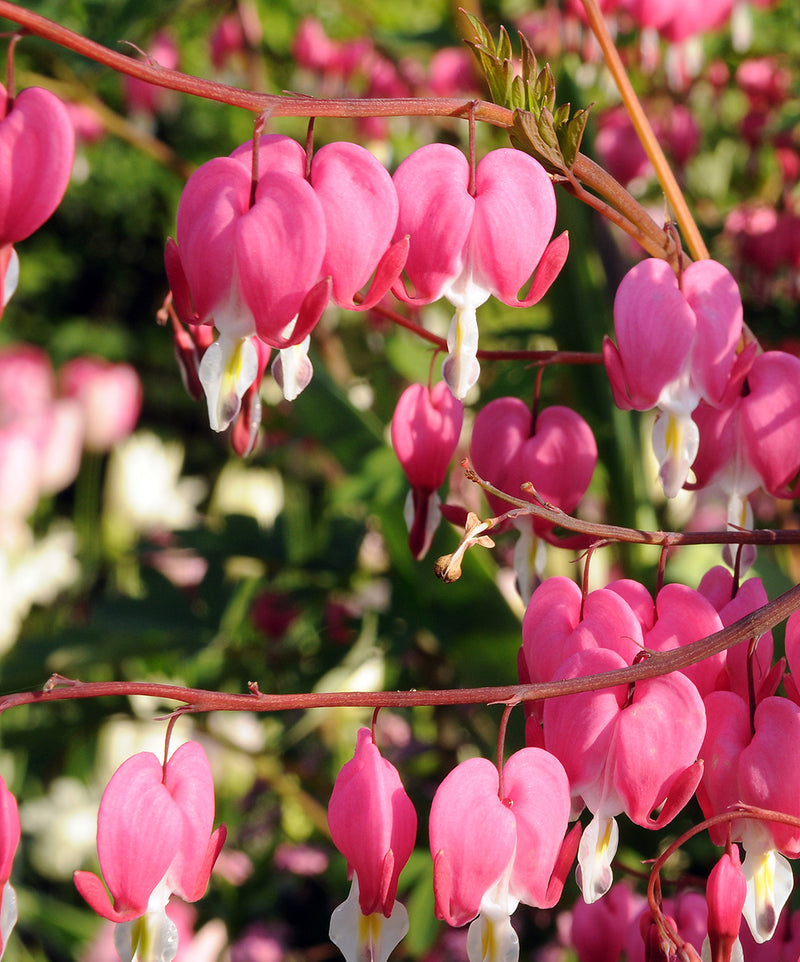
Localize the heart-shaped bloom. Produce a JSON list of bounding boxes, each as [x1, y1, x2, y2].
[[604, 258, 745, 497], [471, 399, 596, 599], [328, 728, 417, 962], [391, 381, 464, 559], [392, 145, 568, 398], [74, 742, 226, 962], [430, 748, 578, 962], [228, 136, 407, 401], [165, 149, 330, 430], [543, 647, 706, 903], [698, 693, 800, 943], [0, 84, 75, 317]]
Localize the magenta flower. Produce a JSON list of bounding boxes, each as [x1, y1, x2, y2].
[[74, 742, 226, 962], [706, 846, 747, 962], [543, 647, 705, 902], [0, 84, 75, 317], [391, 381, 464, 559], [429, 748, 578, 962], [0, 778, 20, 960], [603, 258, 744, 497], [164, 148, 330, 430], [392, 145, 568, 398], [470, 399, 596, 598], [328, 728, 417, 962], [228, 136, 407, 401], [698, 692, 800, 943]]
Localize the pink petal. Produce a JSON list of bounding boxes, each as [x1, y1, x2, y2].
[[237, 173, 327, 342], [0, 86, 74, 245], [611, 258, 695, 411], [644, 584, 726, 697], [611, 671, 706, 827], [163, 742, 221, 902], [740, 351, 800, 497], [468, 149, 559, 305], [90, 753, 182, 920], [392, 144, 473, 304], [391, 381, 464, 492], [176, 157, 249, 324], [311, 142, 403, 309], [501, 748, 571, 908], [229, 134, 306, 178], [429, 757, 516, 927], [682, 260, 742, 405], [0, 780, 19, 887]]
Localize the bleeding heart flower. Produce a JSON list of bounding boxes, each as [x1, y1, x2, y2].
[[392, 145, 568, 398], [543, 647, 705, 903], [430, 747, 578, 962], [74, 742, 226, 962], [0, 778, 19, 961], [391, 381, 464, 559], [470, 398, 596, 599], [328, 728, 417, 962], [165, 149, 329, 431], [603, 258, 744, 497]]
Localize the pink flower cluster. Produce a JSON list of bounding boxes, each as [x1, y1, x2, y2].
[[167, 137, 566, 456]]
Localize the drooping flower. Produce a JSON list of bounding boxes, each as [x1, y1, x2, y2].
[[60, 356, 142, 453], [543, 647, 706, 903], [698, 693, 800, 944], [164, 148, 330, 431], [0, 83, 75, 318], [430, 748, 578, 962], [603, 258, 746, 497], [228, 136, 407, 401], [391, 381, 464, 559], [74, 742, 226, 962], [328, 728, 417, 962], [705, 844, 747, 962], [392, 145, 568, 399], [470, 399, 597, 599]]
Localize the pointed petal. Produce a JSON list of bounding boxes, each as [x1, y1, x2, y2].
[[0, 881, 17, 960], [343, 237, 410, 311], [198, 334, 259, 432], [576, 813, 619, 904], [330, 876, 409, 962], [442, 305, 480, 399], [742, 847, 793, 944], [272, 337, 314, 402], [1, 246, 18, 313], [651, 408, 700, 498], [466, 910, 519, 962]]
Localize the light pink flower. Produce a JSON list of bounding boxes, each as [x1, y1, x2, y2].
[[392, 145, 568, 398], [543, 647, 705, 902], [60, 356, 142, 452], [430, 748, 578, 962], [165, 150, 329, 429], [74, 742, 226, 962], [328, 728, 416, 962], [604, 258, 745, 497]]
